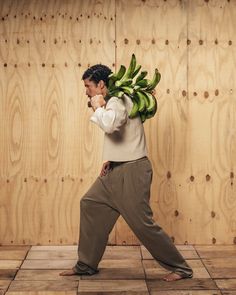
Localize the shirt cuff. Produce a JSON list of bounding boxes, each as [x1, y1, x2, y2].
[[89, 107, 105, 124]]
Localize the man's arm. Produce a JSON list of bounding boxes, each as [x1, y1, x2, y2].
[[90, 97, 128, 134]]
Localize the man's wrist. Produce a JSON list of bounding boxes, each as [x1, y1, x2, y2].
[[94, 105, 104, 111]]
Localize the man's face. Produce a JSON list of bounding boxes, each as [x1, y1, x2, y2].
[[84, 78, 103, 98]]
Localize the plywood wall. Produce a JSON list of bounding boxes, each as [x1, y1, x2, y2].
[[0, 0, 236, 245]]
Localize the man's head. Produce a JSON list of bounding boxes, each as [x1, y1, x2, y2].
[[82, 64, 112, 98]]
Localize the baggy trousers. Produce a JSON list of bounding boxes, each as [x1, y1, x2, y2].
[[75, 156, 193, 278]]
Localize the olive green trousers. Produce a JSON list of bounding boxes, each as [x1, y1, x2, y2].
[[75, 156, 193, 278]]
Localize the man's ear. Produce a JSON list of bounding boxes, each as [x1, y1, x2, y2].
[[98, 80, 105, 88]]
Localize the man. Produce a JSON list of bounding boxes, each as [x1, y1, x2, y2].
[[60, 64, 193, 281]]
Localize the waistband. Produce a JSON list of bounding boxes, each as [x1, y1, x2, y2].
[[110, 156, 148, 167]]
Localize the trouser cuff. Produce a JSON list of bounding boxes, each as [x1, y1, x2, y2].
[[74, 260, 99, 274]]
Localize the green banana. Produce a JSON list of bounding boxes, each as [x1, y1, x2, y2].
[[108, 65, 126, 81], [136, 79, 148, 88], [120, 54, 136, 81], [146, 109, 156, 119], [140, 111, 146, 123], [145, 68, 161, 91], [132, 64, 142, 78], [115, 78, 133, 87], [108, 65, 126, 90], [135, 91, 147, 113], [109, 90, 124, 98], [129, 96, 139, 118], [145, 96, 157, 119], [134, 85, 141, 91], [136, 71, 148, 83], [108, 79, 119, 91], [139, 91, 150, 110], [139, 91, 155, 112], [121, 86, 134, 96], [146, 110, 156, 119], [141, 90, 158, 119]]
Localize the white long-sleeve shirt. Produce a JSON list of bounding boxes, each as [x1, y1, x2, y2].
[[90, 96, 128, 134], [90, 94, 148, 162]]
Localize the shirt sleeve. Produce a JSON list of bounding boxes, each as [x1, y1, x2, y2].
[[89, 97, 128, 134]]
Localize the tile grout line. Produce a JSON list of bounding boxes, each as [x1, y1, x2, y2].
[[140, 245, 151, 295], [193, 245, 222, 293], [3, 245, 32, 294]]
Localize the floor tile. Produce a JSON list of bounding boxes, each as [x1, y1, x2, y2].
[[0, 270, 17, 280], [26, 251, 77, 260], [0, 260, 22, 269], [195, 245, 236, 259], [78, 279, 148, 292], [0, 250, 28, 260], [30, 246, 77, 251], [15, 269, 80, 281], [140, 245, 199, 259], [215, 279, 236, 290], [146, 278, 218, 291], [151, 291, 222, 295], [21, 260, 75, 269], [80, 267, 145, 280], [101, 246, 141, 260], [6, 292, 76, 295], [143, 259, 210, 279], [7, 280, 78, 292], [99, 259, 143, 268], [0, 246, 31, 251], [203, 257, 236, 278], [0, 279, 12, 293]]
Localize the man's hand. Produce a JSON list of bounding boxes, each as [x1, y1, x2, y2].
[[100, 161, 111, 177], [90, 95, 106, 112]]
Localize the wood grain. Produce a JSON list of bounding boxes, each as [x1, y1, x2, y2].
[[0, 0, 236, 245]]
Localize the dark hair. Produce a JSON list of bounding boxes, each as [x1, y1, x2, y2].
[[82, 64, 112, 87]]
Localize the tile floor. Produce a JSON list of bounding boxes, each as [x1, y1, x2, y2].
[[0, 244, 235, 294]]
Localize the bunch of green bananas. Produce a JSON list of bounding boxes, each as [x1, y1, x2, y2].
[[106, 54, 161, 123]]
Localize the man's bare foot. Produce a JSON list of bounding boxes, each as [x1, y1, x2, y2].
[[59, 267, 78, 276], [162, 272, 184, 281]]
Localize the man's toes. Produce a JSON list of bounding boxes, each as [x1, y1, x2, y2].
[[59, 271, 68, 276], [59, 269, 77, 276], [163, 272, 182, 281]]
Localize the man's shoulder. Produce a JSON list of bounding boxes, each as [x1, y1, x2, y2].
[[106, 96, 125, 108], [106, 95, 134, 115], [107, 96, 120, 103], [107, 94, 132, 105]]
